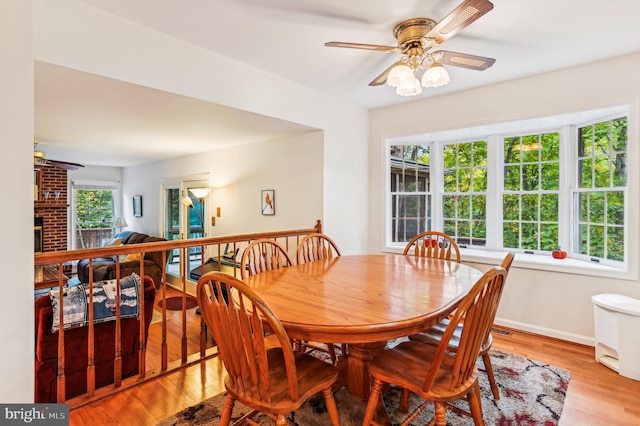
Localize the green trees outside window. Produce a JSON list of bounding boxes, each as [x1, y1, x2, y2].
[[443, 141, 487, 246], [503, 132, 560, 251], [387, 111, 628, 266], [574, 118, 627, 261], [75, 188, 115, 249]]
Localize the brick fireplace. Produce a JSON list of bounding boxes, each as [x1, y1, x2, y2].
[[34, 166, 68, 252]]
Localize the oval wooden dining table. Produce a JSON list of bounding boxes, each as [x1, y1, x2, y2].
[[241, 253, 483, 402]]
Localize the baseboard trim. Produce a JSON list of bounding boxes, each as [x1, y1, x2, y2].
[[495, 318, 595, 347]]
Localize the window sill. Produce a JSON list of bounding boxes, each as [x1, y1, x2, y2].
[[382, 247, 636, 282]]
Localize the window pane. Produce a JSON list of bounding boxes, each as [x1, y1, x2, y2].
[[589, 192, 605, 223], [522, 223, 539, 250], [540, 223, 559, 251], [538, 194, 556, 221], [607, 226, 624, 261], [541, 163, 559, 190], [503, 194, 519, 220], [504, 165, 520, 190], [503, 222, 519, 248], [607, 191, 624, 225], [521, 194, 539, 221]]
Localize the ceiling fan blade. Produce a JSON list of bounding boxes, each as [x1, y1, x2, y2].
[[48, 159, 84, 170], [434, 50, 495, 70], [425, 0, 494, 45], [325, 42, 397, 52], [368, 61, 404, 86]]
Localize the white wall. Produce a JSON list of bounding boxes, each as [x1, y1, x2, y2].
[[369, 53, 640, 344], [1, 0, 34, 403], [120, 132, 325, 242], [34, 0, 369, 255]]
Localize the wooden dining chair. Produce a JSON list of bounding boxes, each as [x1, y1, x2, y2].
[[296, 233, 341, 264], [363, 266, 507, 426], [403, 231, 461, 262], [240, 238, 293, 279], [407, 251, 515, 403], [196, 271, 341, 426]]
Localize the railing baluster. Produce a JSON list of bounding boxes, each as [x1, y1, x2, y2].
[[87, 263, 95, 397], [113, 258, 122, 387]]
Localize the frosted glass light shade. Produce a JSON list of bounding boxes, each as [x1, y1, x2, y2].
[[387, 64, 413, 87], [182, 196, 194, 207], [396, 77, 423, 96], [421, 64, 450, 88], [189, 187, 211, 199]]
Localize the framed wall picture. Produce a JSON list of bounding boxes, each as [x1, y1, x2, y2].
[[133, 195, 142, 217], [261, 190, 275, 215]]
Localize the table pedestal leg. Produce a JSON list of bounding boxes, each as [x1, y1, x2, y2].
[[346, 341, 386, 399], [347, 341, 391, 425]]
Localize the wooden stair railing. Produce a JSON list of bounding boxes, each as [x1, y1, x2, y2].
[[34, 220, 322, 408]]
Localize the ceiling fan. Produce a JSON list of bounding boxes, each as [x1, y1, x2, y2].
[[325, 0, 496, 96], [34, 140, 84, 170]]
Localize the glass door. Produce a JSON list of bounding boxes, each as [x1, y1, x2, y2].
[[162, 180, 209, 281]]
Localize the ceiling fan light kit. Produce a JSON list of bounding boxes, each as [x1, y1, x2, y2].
[[325, 0, 495, 97]]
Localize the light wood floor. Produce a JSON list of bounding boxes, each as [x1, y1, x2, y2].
[[69, 299, 640, 425]]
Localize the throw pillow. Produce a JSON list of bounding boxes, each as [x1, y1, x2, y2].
[[123, 253, 142, 262], [103, 237, 123, 247], [49, 273, 141, 332]]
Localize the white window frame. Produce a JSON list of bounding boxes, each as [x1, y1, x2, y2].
[[383, 105, 637, 281]]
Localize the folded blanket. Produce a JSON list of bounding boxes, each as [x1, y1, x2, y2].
[[49, 273, 141, 332]]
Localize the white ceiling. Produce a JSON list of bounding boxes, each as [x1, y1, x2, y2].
[[35, 0, 640, 167]]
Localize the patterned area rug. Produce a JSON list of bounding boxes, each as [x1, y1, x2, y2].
[[157, 349, 570, 425]]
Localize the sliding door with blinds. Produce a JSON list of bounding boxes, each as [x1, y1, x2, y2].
[[72, 181, 119, 250]]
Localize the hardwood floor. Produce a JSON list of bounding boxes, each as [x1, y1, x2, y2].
[[69, 317, 640, 425]]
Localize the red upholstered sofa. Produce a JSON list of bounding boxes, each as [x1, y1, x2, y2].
[[34, 275, 156, 403]]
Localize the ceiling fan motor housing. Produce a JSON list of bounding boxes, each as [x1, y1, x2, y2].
[[393, 18, 437, 49]]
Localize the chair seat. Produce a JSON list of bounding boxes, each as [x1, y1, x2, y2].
[[226, 348, 338, 413], [410, 318, 493, 355], [369, 340, 478, 401]]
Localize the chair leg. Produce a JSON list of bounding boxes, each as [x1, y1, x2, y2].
[[399, 388, 411, 413], [468, 381, 484, 425], [327, 343, 337, 364], [219, 395, 235, 426], [481, 352, 500, 400], [322, 387, 340, 426], [362, 378, 384, 425], [433, 402, 447, 426], [275, 414, 288, 425]]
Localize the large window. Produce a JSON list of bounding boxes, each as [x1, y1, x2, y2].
[[73, 182, 118, 249], [386, 108, 629, 268]]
